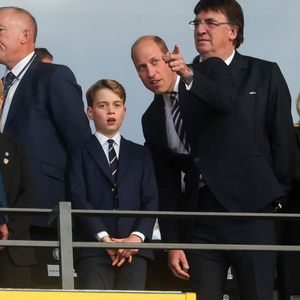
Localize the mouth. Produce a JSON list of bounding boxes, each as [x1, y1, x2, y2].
[[149, 79, 161, 87], [196, 38, 210, 43], [107, 118, 116, 125]]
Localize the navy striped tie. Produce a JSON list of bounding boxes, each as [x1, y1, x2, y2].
[[107, 139, 118, 182], [170, 92, 191, 153], [3, 72, 16, 100]]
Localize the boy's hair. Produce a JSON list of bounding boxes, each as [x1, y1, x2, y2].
[[86, 79, 126, 107]]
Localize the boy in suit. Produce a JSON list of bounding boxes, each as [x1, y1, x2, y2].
[[68, 79, 158, 290]]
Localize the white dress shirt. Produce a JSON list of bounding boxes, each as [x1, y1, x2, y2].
[[1, 52, 35, 132], [94, 131, 145, 242]]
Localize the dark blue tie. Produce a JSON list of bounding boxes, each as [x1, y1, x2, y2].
[[3, 72, 16, 100], [107, 139, 118, 182], [170, 92, 191, 153]]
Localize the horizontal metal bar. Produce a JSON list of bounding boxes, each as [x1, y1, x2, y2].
[[1, 208, 300, 220], [70, 209, 300, 220], [72, 241, 300, 252], [0, 208, 52, 214], [2, 240, 300, 253], [0, 240, 59, 247]]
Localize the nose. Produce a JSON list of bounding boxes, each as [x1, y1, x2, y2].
[[147, 65, 156, 78], [107, 105, 115, 114], [195, 22, 207, 34]]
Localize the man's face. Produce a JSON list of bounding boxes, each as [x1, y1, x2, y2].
[[132, 39, 176, 95], [87, 88, 126, 138], [193, 9, 237, 60], [0, 9, 28, 68]]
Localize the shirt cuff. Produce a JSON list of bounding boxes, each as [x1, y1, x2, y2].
[[185, 80, 193, 90], [131, 231, 145, 242], [96, 231, 109, 242]]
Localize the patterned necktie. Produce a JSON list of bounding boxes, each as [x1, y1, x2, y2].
[[107, 139, 118, 182], [2, 72, 16, 100], [170, 92, 191, 153]]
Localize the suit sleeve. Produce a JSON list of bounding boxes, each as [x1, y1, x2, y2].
[[67, 145, 108, 240], [190, 57, 238, 114], [266, 63, 295, 197], [0, 173, 8, 224], [7, 141, 35, 238], [48, 65, 91, 147], [132, 147, 159, 241]]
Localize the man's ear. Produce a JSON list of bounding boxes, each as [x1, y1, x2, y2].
[[87, 106, 94, 120], [20, 29, 31, 44], [228, 25, 238, 43]]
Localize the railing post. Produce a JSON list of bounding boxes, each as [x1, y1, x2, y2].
[[58, 201, 74, 289]]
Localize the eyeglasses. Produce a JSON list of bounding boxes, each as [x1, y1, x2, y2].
[[189, 19, 232, 29]]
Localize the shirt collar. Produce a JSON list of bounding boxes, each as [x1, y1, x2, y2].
[[198, 50, 235, 66], [224, 50, 235, 65], [7, 52, 35, 77], [95, 131, 121, 146], [162, 75, 180, 103]]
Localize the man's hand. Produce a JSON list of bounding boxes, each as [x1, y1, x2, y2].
[[168, 249, 190, 280], [111, 234, 142, 266], [162, 44, 191, 79], [101, 235, 122, 266], [0, 223, 9, 251]]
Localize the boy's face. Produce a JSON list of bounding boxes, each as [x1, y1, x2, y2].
[[87, 88, 126, 138]]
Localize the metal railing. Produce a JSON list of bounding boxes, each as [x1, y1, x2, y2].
[[1, 202, 300, 289]]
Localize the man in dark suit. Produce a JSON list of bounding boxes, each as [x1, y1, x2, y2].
[[191, 0, 294, 200], [190, 0, 295, 298], [68, 79, 158, 290], [0, 133, 36, 288], [0, 7, 91, 225], [0, 6, 91, 287], [131, 34, 286, 300]]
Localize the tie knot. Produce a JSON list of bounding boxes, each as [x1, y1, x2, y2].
[[170, 92, 178, 103], [107, 139, 114, 146], [4, 72, 16, 85]]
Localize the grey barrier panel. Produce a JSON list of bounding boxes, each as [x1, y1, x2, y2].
[[58, 202, 75, 289], [2, 206, 300, 288]]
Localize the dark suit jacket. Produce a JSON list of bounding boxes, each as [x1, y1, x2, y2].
[[193, 52, 295, 197], [68, 135, 158, 260], [0, 134, 36, 265], [0, 172, 6, 224], [3, 57, 92, 225], [142, 57, 284, 242]]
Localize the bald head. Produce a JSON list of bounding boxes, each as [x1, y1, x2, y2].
[[0, 6, 37, 69], [0, 7, 37, 41], [131, 35, 169, 62]]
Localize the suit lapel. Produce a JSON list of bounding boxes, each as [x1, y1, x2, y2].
[[117, 137, 133, 181], [148, 95, 169, 149], [5, 58, 40, 129], [229, 51, 249, 94], [86, 135, 114, 183]]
